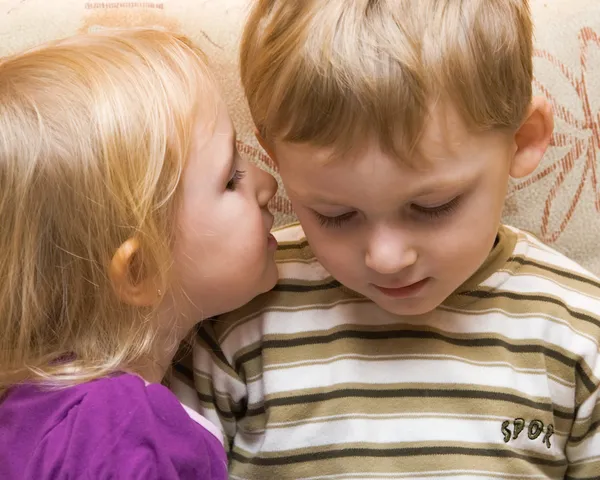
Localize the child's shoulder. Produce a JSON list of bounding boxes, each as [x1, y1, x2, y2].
[[507, 224, 599, 278], [506, 224, 600, 289], [0, 374, 226, 479], [496, 224, 600, 331]]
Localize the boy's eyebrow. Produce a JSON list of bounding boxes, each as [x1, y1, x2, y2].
[[289, 188, 350, 206], [299, 176, 470, 206], [308, 199, 352, 207], [411, 182, 462, 197]]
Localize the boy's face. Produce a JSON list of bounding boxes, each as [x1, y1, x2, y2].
[[272, 105, 523, 316]]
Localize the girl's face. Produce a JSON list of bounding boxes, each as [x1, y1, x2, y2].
[[170, 96, 278, 321]]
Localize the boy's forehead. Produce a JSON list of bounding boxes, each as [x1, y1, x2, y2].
[[272, 102, 512, 205], [417, 104, 474, 161], [273, 103, 475, 170]]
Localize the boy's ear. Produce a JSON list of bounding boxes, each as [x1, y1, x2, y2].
[[255, 129, 278, 166], [510, 96, 554, 179], [109, 238, 161, 307]]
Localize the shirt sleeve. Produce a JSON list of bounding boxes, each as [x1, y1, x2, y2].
[[25, 375, 227, 480], [565, 349, 600, 478], [172, 320, 249, 453]]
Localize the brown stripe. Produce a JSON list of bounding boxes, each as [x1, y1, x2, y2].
[[253, 385, 572, 420], [171, 363, 195, 390], [462, 290, 600, 330], [253, 394, 571, 434], [507, 255, 600, 291], [569, 420, 600, 444], [273, 279, 341, 293], [276, 239, 309, 251], [234, 328, 578, 373], [212, 292, 367, 339], [564, 463, 600, 480], [575, 361, 600, 399], [570, 397, 600, 442], [229, 444, 565, 479], [254, 348, 573, 388], [230, 443, 566, 467]]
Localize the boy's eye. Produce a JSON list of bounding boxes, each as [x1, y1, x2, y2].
[[226, 170, 246, 191], [314, 211, 356, 229], [412, 196, 460, 219]]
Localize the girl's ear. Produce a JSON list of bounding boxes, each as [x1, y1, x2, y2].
[[109, 238, 161, 307]]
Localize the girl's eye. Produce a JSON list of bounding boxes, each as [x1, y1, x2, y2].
[[314, 211, 357, 229], [226, 170, 246, 191], [412, 196, 460, 219]]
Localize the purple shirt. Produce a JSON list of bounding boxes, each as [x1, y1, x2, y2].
[[0, 373, 227, 479]]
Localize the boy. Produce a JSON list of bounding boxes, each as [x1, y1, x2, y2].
[[173, 0, 600, 478]]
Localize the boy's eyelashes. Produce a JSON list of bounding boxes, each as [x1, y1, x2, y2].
[[312, 196, 461, 229], [411, 196, 461, 219], [226, 169, 246, 191], [314, 210, 357, 229]]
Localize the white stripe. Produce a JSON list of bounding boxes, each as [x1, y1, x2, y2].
[[235, 417, 565, 455], [574, 390, 600, 425], [566, 431, 600, 462], [267, 412, 515, 426], [273, 223, 304, 242], [439, 307, 595, 344], [221, 302, 598, 368], [265, 412, 569, 435], [264, 353, 567, 382], [220, 300, 377, 347], [193, 336, 247, 398], [568, 454, 600, 466], [254, 357, 574, 408], [262, 352, 574, 391], [483, 271, 600, 307], [517, 241, 596, 279], [289, 470, 553, 480], [433, 308, 599, 370], [171, 375, 236, 439], [169, 375, 202, 411], [278, 257, 332, 282]]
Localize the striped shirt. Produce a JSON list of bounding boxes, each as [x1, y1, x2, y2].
[[172, 223, 600, 480]]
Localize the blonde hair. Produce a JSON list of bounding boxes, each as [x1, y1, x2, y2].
[[0, 29, 216, 395], [241, 0, 533, 158]]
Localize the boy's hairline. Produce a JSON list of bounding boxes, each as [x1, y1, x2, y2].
[[261, 100, 520, 168]]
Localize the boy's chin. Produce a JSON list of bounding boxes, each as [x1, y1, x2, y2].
[[376, 300, 440, 317], [367, 290, 444, 317]]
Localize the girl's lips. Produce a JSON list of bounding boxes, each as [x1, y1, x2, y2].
[[267, 233, 278, 250]]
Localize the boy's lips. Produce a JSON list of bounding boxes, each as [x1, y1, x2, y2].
[[372, 278, 430, 298]]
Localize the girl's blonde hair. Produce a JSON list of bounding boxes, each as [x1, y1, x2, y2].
[[241, 0, 533, 159], [0, 29, 216, 395]]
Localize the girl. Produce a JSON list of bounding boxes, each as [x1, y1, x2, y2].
[[0, 29, 278, 479]]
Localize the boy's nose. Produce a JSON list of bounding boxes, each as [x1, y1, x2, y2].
[[365, 226, 417, 275], [251, 163, 278, 207]]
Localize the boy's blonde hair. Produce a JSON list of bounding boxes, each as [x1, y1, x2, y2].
[[241, 0, 533, 158], [0, 29, 216, 394]]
